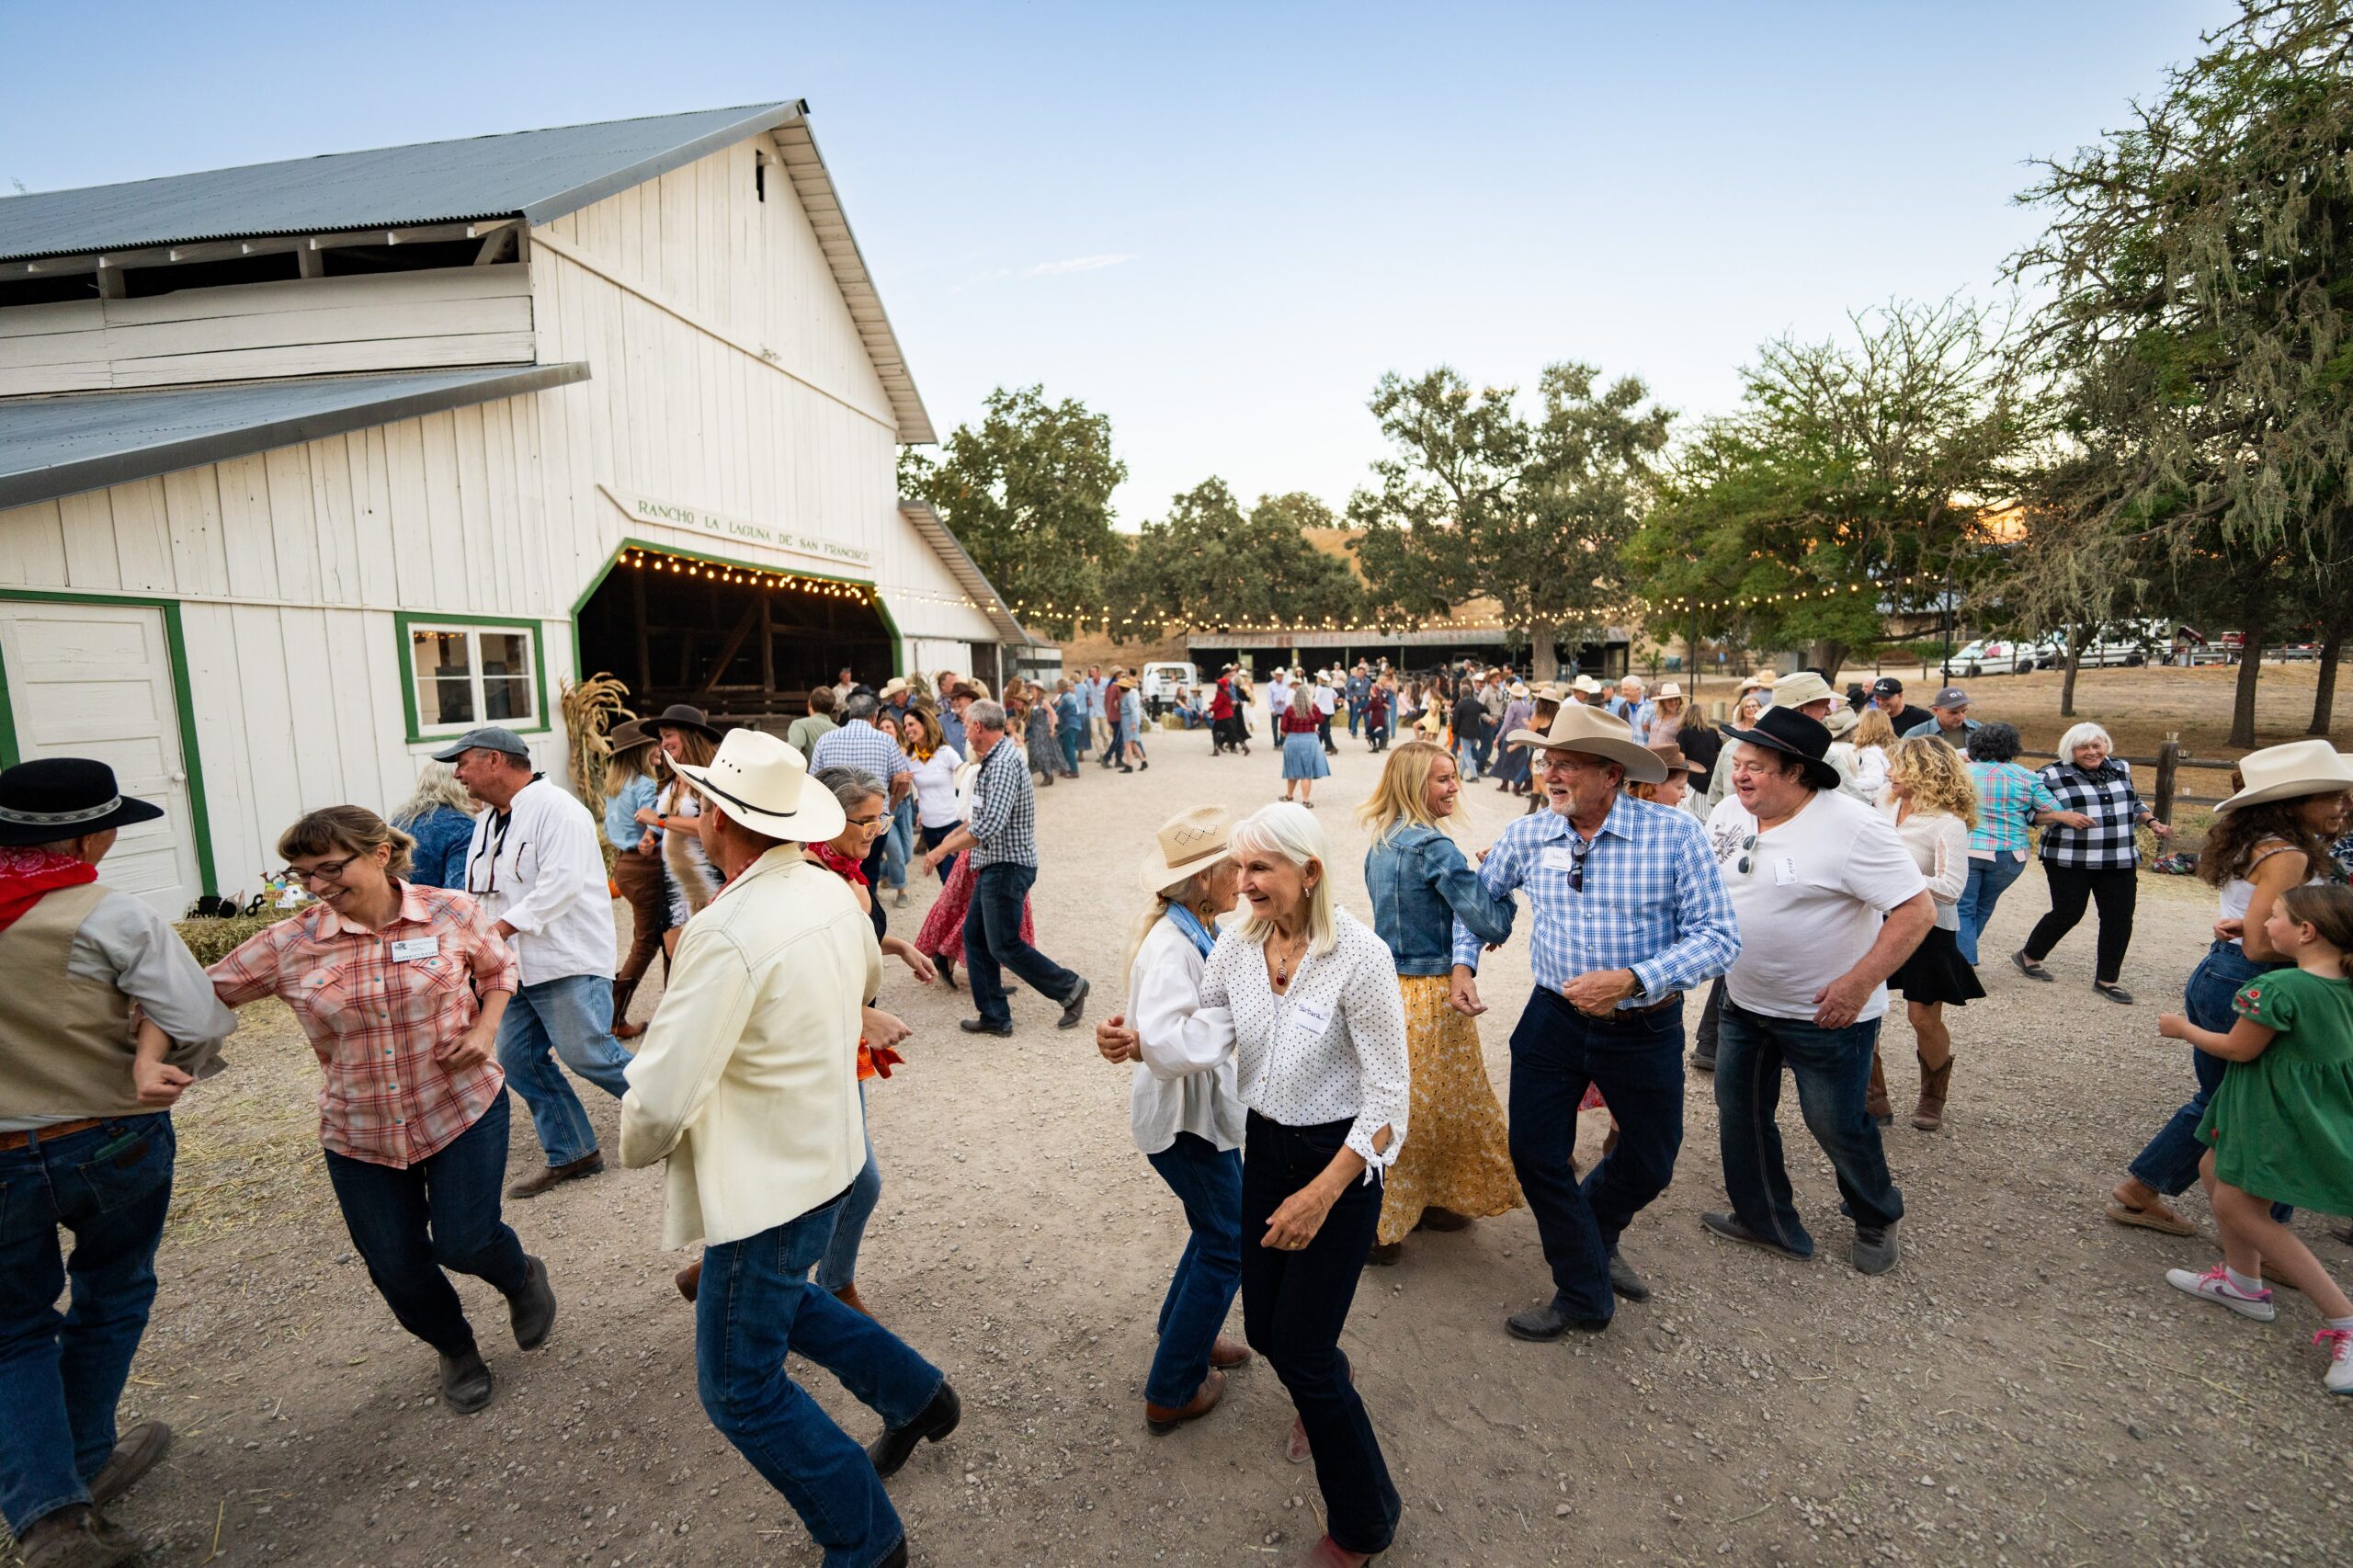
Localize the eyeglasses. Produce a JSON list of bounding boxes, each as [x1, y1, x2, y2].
[[280, 857, 358, 887]]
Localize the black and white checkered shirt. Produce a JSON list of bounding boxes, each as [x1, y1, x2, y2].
[[967, 739, 1037, 869], [2035, 759, 2152, 869]]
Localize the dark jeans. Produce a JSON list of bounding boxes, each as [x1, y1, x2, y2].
[[919, 824, 957, 883], [1239, 1113, 1399, 1557], [322, 1095, 531, 1355], [1102, 719, 1126, 766], [2024, 863, 2137, 984], [1506, 989, 1686, 1322], [1692, 977, 1726, 1064], [697, 1189, 945, 1568], [2129, 941, 2288, 1198], [0, 1115, 173, 1536], [1142, 1132, 1243, 1408], [961, 862, 1080, 1028], [1059, 728, 1081, 774], [1713, 998, 1904, 1256]]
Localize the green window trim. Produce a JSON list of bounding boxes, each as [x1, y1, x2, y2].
[[0, 587, 219, 897], [393, 611, 553, 744]]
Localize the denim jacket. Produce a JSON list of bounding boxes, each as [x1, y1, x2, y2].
[[1364, 824, 1515, 976]]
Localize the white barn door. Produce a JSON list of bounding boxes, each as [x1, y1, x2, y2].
[[0, 601, 202, 917]]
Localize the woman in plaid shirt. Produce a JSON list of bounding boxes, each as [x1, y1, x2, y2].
[[2012, 723, 2172, 1003], [205, 807, 556, 1415]]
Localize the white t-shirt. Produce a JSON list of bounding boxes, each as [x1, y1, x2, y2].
[[1313, 685, 1338, 716], [1704, 788, 1926, 1022], [1267, 678, 1293, 715], [910, 745, 964, 829]]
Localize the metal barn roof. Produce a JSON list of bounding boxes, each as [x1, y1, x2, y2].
[[0, 103, 935, 443], [0, 364, 590, 510]]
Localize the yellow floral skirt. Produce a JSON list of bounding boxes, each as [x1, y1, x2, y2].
[[1377, 974, 1526, 1244]]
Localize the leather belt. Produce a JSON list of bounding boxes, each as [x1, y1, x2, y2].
[[1573, 992, 1684, 1022], [0, 1116, 108, 1153]]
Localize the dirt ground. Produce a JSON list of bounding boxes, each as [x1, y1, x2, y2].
[[45, 721, 2353, 1568]]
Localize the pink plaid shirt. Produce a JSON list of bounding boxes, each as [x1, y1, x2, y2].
[[210, 881, 517, 1168]]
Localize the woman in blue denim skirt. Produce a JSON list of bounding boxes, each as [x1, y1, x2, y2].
[[2102, 741, 2353, 1235], [1095, 806, 1254, 1435]]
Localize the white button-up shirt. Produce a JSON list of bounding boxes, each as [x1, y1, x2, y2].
[[460, 776, 618, 987], [1129, 915, 1246, 1155]]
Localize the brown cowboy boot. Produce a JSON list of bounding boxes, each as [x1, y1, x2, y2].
[[1912, 1052, 1952, 1131], [1866, 1051, 1893, 1127]]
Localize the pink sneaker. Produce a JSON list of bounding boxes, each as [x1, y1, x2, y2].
[[2165, 1264, 2276, 1322], [2317, 1329, 2353, 1395]]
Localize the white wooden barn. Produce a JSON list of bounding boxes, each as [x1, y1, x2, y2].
[[0, 102, 1038, 915]]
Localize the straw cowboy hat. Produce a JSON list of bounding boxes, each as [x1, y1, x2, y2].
[[647, 703, 722, 741], [1654, 682, 1685, 702], [1509, 681, 1530, 699], [1571, 674, 1606, 697], [1824, 704, 1859, 739], [2213, 739, 2353, 814], [1722, 706, 1843, 792], [1734, 673, 1776, 697], [1506, 703, 1667, 783], [1772, 671, 1839, 710], [878, 676, 909, 701], [1140, 805, 1234, 892], [0, 757, 165, 847], [669, 729, 846, 842]]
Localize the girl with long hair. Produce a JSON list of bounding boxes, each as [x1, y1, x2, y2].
[[1877, 737, 1984, 1131], [599, 722, 671, 1040], [638, 715, 722, 955], [1357, 742, 1519, 1264]]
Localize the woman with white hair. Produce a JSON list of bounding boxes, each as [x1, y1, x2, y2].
[[1101, 802, 1408, 1565], [2012, 722, 2172, 1003], [1095, 807, 1253, 1436]]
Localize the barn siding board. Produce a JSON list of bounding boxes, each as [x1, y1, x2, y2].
[[176, 599, 262, 891], [109, 477, 174, 593], [261, 447, 322, 605], [0, 498, 71, 586], [418, 412, 469, 611], [350, 430, 400, 608], [58, 492, 120, 590], [215, 454, 278, 601], [161, 467, 230, 598], [381, 420, 434, 610]]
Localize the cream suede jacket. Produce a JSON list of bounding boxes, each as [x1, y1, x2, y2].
[[620, 846, 881, 1248]]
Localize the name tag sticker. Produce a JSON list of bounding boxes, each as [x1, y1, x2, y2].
[[1290, 1000, 1334, 1037], [1773, 858, 1800, 887], [1540, 846, 1580, 874], [391, 936, 441, 962]]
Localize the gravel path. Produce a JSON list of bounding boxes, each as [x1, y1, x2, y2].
[[73, 728, 2353, 1567]]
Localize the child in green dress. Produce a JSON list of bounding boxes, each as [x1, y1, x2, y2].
[[2156, 882, 2353, 1396]]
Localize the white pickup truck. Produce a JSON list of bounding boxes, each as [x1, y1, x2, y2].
[[1140, 661, 1199, 717]]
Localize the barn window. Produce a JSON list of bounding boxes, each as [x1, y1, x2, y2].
[[400, 618, 546, 738]]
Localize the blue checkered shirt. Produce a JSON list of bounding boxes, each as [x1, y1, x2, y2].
[[965, 740, 1037, 869], [808, 720, 911, 792], [1452, 794, 1741, 1006], [1968, 760, 2060, 858]]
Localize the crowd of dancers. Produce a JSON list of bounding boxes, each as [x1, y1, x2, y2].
[[6, 656, 2352, 1568]]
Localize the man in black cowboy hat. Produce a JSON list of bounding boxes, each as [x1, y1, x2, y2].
[[0, 759, 237, 1566], [1697, 708, 1934, 1276]]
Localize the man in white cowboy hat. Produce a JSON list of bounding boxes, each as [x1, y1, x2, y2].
[[622, 730, 957, 1568], [1570, 673, 1608, 706], [438, 724, 631, 1199], [0, 758, 236, 1565], [1449, 705, 1741, 1341], [1771, 671, 1859, 794], [1698, 706, 1933, 1277]]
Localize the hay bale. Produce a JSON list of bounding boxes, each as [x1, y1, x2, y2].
[[174, 910, 297, 966]]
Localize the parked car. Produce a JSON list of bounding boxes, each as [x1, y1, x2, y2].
[[1140, 660, 1199, 716], [1948, 636, 2049, 676], [2043, 630, 2149, 669]]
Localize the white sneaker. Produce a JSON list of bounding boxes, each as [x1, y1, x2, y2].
[[2318, 1329, 2353, 1394], [2166, 1264, 2277, 1322]]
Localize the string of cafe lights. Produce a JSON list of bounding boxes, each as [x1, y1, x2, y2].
[[619, 544, 995, 618]]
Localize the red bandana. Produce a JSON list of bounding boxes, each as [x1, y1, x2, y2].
[[0, 846, 101, 937]]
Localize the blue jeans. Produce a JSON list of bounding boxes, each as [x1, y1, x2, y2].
[[814, 1088, 879, 1294], [322, 1096, 530, 1355], [1954, 855, 2027, 966], [881, 798, 915, 891], [697, 1189, 945, 1568], [1713, 999, 1904, 1255], [0, 1115, 174, 1536], [1058, 728, 1080, 775], [1506, 989, 1686, 1322], [962, 863, 1080, 1028], [498, 972, 633, 1168], [1239, 1113, 1398, 1556], [2128, 941, 2285, 1197], [1142, 1133, 1243, 1408]]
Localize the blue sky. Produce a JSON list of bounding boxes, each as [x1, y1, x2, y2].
[[2, 1, 2234, 526]]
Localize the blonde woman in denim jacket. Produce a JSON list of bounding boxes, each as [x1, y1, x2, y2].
[[1357, 740, 1521, 1264]]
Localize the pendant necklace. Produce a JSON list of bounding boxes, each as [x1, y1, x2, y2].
[[1272, 932, 1304, 987]]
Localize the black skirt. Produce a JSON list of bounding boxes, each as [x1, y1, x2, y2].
[[1890, 924, 1985, 1006]]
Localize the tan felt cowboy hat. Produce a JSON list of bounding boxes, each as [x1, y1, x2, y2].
[[1654, 682, 1685, 701], [1571, 674, 1606, 697], [1507, 703, 1667, 783], [670, 729, 846, 842], [878, 676, 909, 700], [1734, 673, 1775, 697], [2213, 739, 2353, 814], [1140, 805, 1234, 892], [1772, 671, 1839, 710]]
